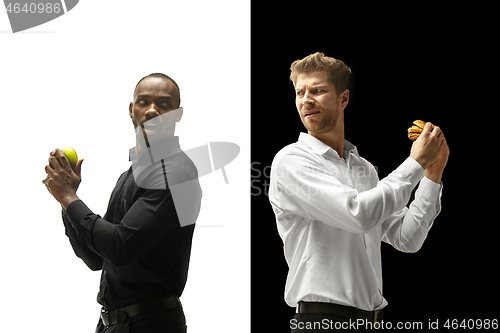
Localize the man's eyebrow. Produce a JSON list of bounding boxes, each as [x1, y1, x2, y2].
[[295, 84, 328, 91]]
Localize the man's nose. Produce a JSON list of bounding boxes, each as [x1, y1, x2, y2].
[[302, 90, 315, 105], [145, 103, 160, 118]]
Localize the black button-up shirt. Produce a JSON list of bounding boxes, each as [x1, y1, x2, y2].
[[62, 136, 201, 310]]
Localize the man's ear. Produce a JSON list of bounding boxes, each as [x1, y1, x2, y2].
[[341, 89, 349, 110], [129, 102, 134, 118], [175, 107, 183, 122]]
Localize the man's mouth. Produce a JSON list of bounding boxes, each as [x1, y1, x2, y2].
[[304, 110, 320, 119], [142, 122, 157, 130], [141, 121, 159, 135]]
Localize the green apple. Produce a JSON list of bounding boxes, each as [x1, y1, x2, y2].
[[57, 147, 78, 168]]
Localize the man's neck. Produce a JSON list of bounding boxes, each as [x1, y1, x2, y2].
[[308, 129, 345, 158]]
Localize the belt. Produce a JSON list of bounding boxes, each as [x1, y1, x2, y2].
[[297, 301, 384, 323], [100, 296, 181, 327]]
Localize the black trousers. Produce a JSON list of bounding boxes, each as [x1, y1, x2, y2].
[[291, 313, 383, 332], [95, 306, 187, 333]]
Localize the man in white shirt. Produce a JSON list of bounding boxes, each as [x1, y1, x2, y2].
[[269, 52, 449, 332]]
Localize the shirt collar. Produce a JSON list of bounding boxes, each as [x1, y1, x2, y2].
[[298, 132, 359, 159]]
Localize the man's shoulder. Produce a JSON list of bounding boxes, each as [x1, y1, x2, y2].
[[272, 139, 317, 168], [116, 168, 132, 185], [274, 138, 310, 157]]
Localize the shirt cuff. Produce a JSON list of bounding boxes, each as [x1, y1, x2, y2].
[[397, 157, 425, 186], [417, 176, 443, 201], [65, 200, 97, 241], [66, 199, 90, 221]]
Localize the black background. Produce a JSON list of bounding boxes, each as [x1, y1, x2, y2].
[[251, 3, 496, 331]]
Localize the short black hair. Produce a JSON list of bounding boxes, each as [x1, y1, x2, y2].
[[134, 73, 181, 107]]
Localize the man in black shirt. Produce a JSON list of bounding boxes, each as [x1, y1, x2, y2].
[[43, 73, 202, 332]]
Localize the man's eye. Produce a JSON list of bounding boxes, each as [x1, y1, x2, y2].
[[314, 89, 324, 93], [296, 91, 304, 96], [161, 102, 170, 108], [138, 100, 147, 105]]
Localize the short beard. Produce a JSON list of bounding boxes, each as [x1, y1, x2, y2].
[[303, 109, 338, 134]]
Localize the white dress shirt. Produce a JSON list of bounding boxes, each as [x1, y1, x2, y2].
[[269, 133, 442, 311]]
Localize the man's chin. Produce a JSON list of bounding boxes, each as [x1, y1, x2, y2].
[[303, 118, 338, 134], [142, 129, 174, 143], [143, 127, 156, 138], [302, 121, 323, 133], [305, 125, 334, 135]]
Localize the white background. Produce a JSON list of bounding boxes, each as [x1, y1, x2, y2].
[[0, 1, 250, 332]]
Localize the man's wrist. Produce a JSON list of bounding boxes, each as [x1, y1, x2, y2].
[[424, 170, 442, 184], [60, 195, 80, 210]]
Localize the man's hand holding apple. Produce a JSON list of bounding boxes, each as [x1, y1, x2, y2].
[[43, 148, 83, 209]]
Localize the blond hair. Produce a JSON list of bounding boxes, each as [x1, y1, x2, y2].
[[290, 52, 352, 94]]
